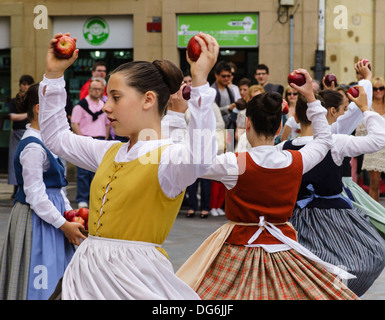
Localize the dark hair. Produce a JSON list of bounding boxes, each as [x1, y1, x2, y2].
[[238, 77, 251, 87], [92, 61, 107, 72], [318, 89, 344, 112], [19, 74, 34, 86], [255, 64, 269, 74], [245, 92, 282, 138], [295, 93, 324, 126], [24, 83, 40, 122], [215, 61, 232, 75], [111, 60, 183, 116]]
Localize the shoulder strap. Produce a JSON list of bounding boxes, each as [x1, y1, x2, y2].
[[78, 98, 104, 121]]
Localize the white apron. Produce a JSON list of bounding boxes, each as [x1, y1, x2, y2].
[[62, 235, 201, 300]]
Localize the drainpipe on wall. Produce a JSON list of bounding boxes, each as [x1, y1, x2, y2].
[[311, 0, 329, 83]]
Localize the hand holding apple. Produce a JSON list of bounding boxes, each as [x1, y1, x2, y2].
[[323, 74, 338, 88], [187, 35, 206, 62], [187, 33, 219, 88], [60, 220, 86, 246], [288, 71, 306, 87], [347, 86, 359, 98], [288, 69, 316, 103], [167, 83, 189, 114], [46, 33, 79, 79], [347, 86, 369, 113], [54, 35, 77, 59], [355, 59, 372, 81]]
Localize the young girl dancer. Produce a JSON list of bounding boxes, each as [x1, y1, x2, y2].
[[283, 87, 385, 297], [39, 33, 219, 299], [176, 69, 358, 300], [0, 83, 78, 300]]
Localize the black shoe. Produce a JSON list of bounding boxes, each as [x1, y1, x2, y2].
[[200, 210, 209, 219], [186, 210, 195, 218]]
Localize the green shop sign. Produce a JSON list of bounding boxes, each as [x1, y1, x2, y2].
[[177, 13, 258, 48], [83, 17, 110, 46]]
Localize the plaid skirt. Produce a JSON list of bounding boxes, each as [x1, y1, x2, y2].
[[196, 243, 359, 300]]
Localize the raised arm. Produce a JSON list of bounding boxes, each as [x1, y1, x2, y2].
[[290, 69, 333, 174], [330, 60, 373, 134], [39, 33, 116, 172], [333, 86, 385, 161], [159, 33, 220, 198]]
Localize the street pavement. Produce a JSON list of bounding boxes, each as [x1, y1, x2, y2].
[[0, 178, 384, 300]]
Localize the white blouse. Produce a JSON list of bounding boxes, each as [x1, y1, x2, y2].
[[19, 125, 72, 228], [38, 75, 217, 199], [281, 110, 385, 166], [201, 100, 333, 189]]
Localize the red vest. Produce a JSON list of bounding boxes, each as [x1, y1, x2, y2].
[[225, 150, 303, 245]]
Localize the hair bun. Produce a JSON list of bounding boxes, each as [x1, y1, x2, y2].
[[152, 60, 182, 95], [262, 92, 282, 114]]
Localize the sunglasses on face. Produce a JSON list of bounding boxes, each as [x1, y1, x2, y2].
[[373, 86, 385, 91], [287, 92, 298, 96], [220, 74, 232, 78]]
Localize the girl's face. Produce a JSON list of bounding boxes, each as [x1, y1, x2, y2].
[[103, 73, 147, 138], [286, 89, 298, 104], [328, 102, 348, 124], [239, 84, 249, 100], [373, 82, 385, 100]]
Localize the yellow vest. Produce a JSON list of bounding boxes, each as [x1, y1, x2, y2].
[[88, 143, 185, 257]]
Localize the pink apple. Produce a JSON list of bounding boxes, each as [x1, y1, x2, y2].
[[288, 72, 306, 87], [53, 35, 76, 59]]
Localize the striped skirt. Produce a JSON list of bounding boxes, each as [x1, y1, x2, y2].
[[0, 202, 32, 300], [196, 243, 358, 300], [290, 206, 385, 297]]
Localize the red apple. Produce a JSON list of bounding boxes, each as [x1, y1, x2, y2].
[[361, 59, 371, 70], [288, 72, 306, 87], [71, 216, 85, 226], [282, 99, 289, 115], [78, 207, 89, 221], [182, 85, 191, 100], [53, 35, 76, 59], [324, 73, 338, 87], [85, 221, 88, 231], [348, 86, 359, 98], [187, 35, 207, 61], [64, 210, 77, 221]]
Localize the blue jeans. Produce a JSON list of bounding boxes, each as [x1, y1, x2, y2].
[[186, 178, 211, 211], [76, 166, 95, 204]]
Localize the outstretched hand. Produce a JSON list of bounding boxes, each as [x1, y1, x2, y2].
[[46, 33, 79, 79], [187, 33, 219, 87]]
